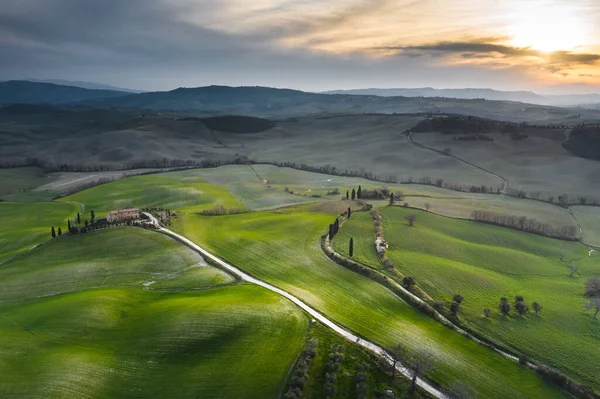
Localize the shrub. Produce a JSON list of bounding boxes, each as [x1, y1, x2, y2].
[[483, 308, 491, 318], [403, 276, 415, 288]]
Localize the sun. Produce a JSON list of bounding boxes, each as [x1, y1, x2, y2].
[[507, 3, 592, 53]]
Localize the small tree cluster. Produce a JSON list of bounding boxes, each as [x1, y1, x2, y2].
[[283, 339, 318, 399], [450, 294, 464, 316], [355, 362, 369, 399], [324, 344, 345, 398]]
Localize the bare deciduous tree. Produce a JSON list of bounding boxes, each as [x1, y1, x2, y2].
[[405, 214, 416, 226], [424, 203, 430, 211], [406, 349, 436, 395], [585, 277, 600, 297], [387, 344, 406, 379], [585, 297, 600, 319], [567, 261, 580, 278]]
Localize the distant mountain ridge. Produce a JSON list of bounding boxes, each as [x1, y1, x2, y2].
[[322, 88, 600, 107], [0, 80, 131, 105], [25, 78, 143, 93]]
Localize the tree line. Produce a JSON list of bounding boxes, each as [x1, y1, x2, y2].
[[471, 210, 579, 241]]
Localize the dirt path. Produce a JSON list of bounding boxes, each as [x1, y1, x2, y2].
[[407, 132, 509, 193], [143, 213, 447, 399]]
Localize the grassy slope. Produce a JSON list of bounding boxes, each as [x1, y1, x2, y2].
[[176, 211, 568, 398], [0, 286, 306, 399], [335, 206, 600, 389], [0, 227, 306, 398], [0, 167, 50, 198], [571, 205, 600, 247], [0, 201, 80, 263], [61, 173, 245, 217], [0, 228, 233, 301]]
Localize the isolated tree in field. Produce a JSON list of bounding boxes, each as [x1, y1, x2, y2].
[[584, 278, 600, 319], [514, 295, 524, 303], [349, 238, 354, 257], [57, 227, 62, 236], [389, 192, 395, 205], [347, 207, 352, 219], [405, 214, 416, 226], [450, 301, 460, 316], [346, 190, 349, 200], [357, 185, 362, 199], [77, 213, 81, 224], [351, 188, 356, 200], [567, 261, 580, 278], [532, 302, 543, 315], [388, 344, 406, 378], [584, 277, 600, 298], [483, 308, 491, 318], [51, 226, 56, 238], [499, 297, 511, 316], [515, 300, 529, 316], [403, 276, 415, 288], [425, 203, 430, 211], [585, 297, 600, 319], [406, 349, 436, 395]]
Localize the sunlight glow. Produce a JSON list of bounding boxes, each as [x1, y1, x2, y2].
[[507, 2, 593, 52]]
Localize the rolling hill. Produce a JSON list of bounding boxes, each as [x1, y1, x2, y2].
[[0, 80, 130, 105]]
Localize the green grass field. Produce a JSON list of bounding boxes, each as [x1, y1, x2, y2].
[[0, 228, 234, 301], [334, 206, 600, 390], [0, 227, 307, 398], [0, 201, 80, 263], [61, 173, 245, 217], [175, 211, 569, 398], [0, 285, 307, 399]]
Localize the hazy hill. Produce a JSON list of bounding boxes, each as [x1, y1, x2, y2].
[[323, 87, 600, 107], [81, 85, 600, 123], [0, 80, 130, 105], [25, 79, 143, 93]]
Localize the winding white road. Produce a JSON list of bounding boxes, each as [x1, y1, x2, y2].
[[143, 213, 447, 399]]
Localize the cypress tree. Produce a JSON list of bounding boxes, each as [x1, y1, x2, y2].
[[328, 224, 334, 240], [333, 218, 339, 234], [51, 226, 56, 238], [349, 238, 354, 257], [58, 227, 62, 236], [346, 190, 349, 200], [357, 185, 362, 199], [90, 210, 95, 224], [77, 213, 81, 224], [351, 188, 356, 200], [347, 207, 352, 219], [68, 219, 71, 230], [390, 192, 395, 205]]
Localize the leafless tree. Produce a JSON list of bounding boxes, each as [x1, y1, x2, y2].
[[405, 214, 416, 226], [567, 262, 580, 278], [405, 348, 436, 395], [387, 344, 406, 379], [424, 203, 431, 211], [559, 251, 565, 263], [585, 297, 600, 319], [585, 277, 600, 297]]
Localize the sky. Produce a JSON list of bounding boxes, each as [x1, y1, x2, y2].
[[1, 0, 600, 93]]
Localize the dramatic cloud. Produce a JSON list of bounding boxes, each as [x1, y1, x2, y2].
[[0, 0, 599, 93]]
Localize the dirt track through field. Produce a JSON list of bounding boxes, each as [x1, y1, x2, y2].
[[407, 132, 509, 193], [143, 212, 448, 399]]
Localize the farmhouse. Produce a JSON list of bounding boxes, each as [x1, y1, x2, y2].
[[107, 207, 140, 222]]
